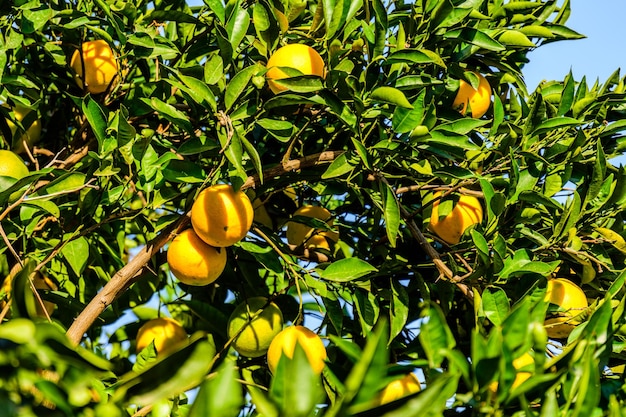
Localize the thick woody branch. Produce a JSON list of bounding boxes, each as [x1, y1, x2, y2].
[[65, 150, 343, 346]]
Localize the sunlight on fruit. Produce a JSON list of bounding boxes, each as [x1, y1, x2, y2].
[[266, 44, 325, 94], [191, 184, 254, 247], [135, 317, 188, 355], [375, 373, 421, 406], [544, 278, 588, 339], [167, 228, 227, 286], [267, 325, 327, 375], [427, 191, 483, 245], [70, 39, 118, 94], [452, 72, 492, 118]]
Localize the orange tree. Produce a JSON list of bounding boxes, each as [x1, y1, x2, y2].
[[2, 0, 626, 415]]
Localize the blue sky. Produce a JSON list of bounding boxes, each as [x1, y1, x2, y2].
[[523, 0, 625, 89]]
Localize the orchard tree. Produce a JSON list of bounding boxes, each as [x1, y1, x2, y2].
[[2, 0, 626, 416]]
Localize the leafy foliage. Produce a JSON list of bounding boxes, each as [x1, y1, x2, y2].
[[2, 0, 626, 416]]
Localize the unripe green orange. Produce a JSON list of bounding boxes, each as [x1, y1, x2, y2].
[[227, 297, 284, 358]]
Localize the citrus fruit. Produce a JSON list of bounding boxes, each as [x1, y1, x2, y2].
[[0, 150, 29, 180], [267, 325, 327, 375], [135, 317, 188, 355], [427, 191, 483, 245], [4, 105, 42, 154], [191, 184, 254, 247], [452, 72, 491, 118], [266, 44, 325, 94], [286, 205, 339, 251], [167, 228, 227, 286], [375, 373, 421, 406], [252, 187, 298, 230], [0, 271, 57, 318], [489, 352, 534, 392], [227, 296, 284, 358], [70, 40, 118, 94], [544, 278, 588, 338]]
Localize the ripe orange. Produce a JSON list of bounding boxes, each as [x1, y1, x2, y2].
[[4, 105, 42, 154], [227, 297, 284, 358], [544, 278, 588, 338], [167, 228, 227, 286], [286, 205, 339, 251], [267, 325, 327, 375], [489, 352, 534, 392], [375, 373, 421, 405], [135, 317, 188, 355], [427, 191, 483, 245], [452, 72, 492, 118], [191, 184, 254, 247], [266, 44, 325, 94], [70, 40, 118, 94]]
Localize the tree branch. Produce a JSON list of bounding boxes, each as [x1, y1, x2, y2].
[[65, 150, 344, 346]]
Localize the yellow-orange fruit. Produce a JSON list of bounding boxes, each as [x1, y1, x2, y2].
[[375, 373, 421, 405], [489, 352, 534, 392], [267, 325, 327, 375], [191, 184, 254, 247], [286, 205, 339, 251], [167, 228, 227, 286], [452, 72, 492, 118], [70, 40, 118, 94], [428, 192, 483, 245], [136, 317, 188, 355], [544, 278, 588, 338], [266, 44, 325, 94]]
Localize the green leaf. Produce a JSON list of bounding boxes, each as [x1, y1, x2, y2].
[[225, 65, 259, 111], [82, 96, 108, 151], [482, 287, 510, 326], [370, 86, 413, 109], [530, 116, 581, 136], [320, 258, 378, 282], [269, 343, 325, 417], [385, 49, 446, 67], [61, 236, 90, 277], [393, 89, 426, 133], [443, 28, 505, 51], [113, 334, 217, 405], [419, 303, 455, 368], [322, 152, 355, 179], [142, 97, 193, 133], [382, 183, 400, 247], [390, 280, 409, 342], [188, 359, 243, 417]]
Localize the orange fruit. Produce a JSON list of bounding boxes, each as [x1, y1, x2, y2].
[[135, 317, 188, 355], [227, 297, 284, 358], [489, 352, 534, 392], [70, 40, 118, 94], [167, 228, 227, 286], [266, 44, 325, 94], [427, 191, 483, 245], [375, 373, 421, 405], [191, 184, 254, 247], [0, 271, 58, 318], [286, 205, 339, 251], [452, 72, 491, 118], [544, 278, 588, 339], [267, 325, 327, 375], [3, 105, 42, 154]]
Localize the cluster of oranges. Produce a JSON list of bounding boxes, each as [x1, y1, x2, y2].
[[167, 183, 253, 287]]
